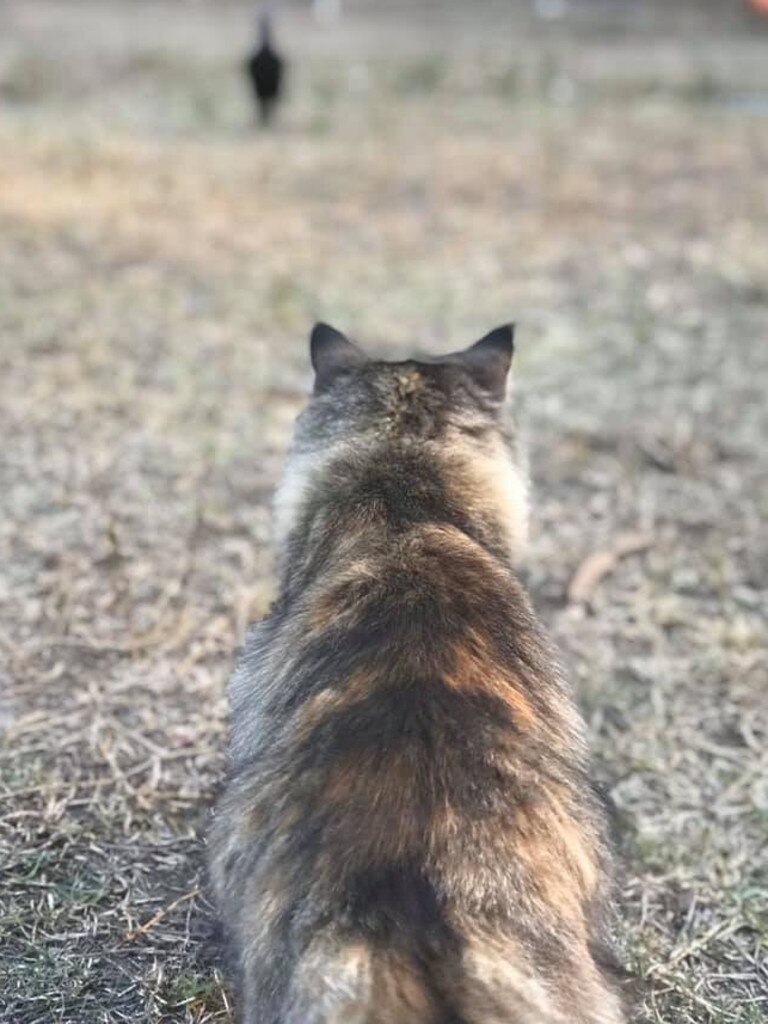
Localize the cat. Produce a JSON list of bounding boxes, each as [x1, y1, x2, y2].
[[208, 323, 625, 1024]]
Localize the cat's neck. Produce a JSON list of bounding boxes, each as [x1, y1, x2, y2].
[[276, 441, 521, 598]]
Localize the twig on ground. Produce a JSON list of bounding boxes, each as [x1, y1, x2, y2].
[[124, 887, 202, 942], [567, 530, 654, 606]]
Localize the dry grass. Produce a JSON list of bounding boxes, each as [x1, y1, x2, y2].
[[0, 2, 767, 1021]]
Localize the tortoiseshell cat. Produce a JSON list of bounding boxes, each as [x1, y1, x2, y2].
[[209, 324, 625, 1024]]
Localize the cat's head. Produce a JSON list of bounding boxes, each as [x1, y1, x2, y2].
[[274, 323, 529, 560]]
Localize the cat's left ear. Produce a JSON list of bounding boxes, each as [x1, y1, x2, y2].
[[310, 322, 368, 391], [455, 324, 515, 400]]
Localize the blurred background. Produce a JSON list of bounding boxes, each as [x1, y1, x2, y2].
[[1, 2, 766, 1022]]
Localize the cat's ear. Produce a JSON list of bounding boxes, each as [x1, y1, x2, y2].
[[310, 323, 367, 390], [455, 324, 515, 399]]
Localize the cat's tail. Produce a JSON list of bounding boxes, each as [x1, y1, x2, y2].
[[280, 938, 459, 1024]]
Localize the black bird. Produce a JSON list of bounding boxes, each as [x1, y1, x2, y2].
[[245, 11, 284, 126]]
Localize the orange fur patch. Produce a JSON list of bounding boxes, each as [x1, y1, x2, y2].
[[294, 670, 376, 741], [444, 631, 537, 730], [509, 796, 600, 932], [321, 749, 424, 862], [324, 752, 411, 805]]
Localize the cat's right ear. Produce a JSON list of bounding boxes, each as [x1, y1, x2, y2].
[[310, 323, 367, 391], [454, 324, 515, 401]]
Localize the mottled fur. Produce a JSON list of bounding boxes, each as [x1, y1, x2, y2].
[[208, 324, 625, 1024]]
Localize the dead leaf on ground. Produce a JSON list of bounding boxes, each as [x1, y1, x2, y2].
[[567, 530, 654, 606]]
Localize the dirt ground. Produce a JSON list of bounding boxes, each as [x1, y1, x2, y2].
[[0, 2, 766, 1022]]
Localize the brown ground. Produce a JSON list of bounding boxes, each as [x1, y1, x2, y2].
[[0, 2, 766, 1022]]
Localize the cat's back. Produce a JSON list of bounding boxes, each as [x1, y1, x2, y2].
[[212, 521, 620, 1024]]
